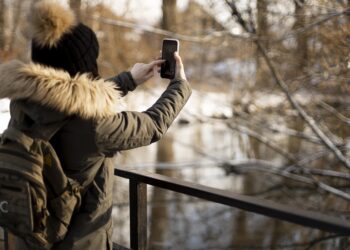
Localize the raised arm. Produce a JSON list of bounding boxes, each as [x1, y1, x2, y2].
[[95, 53, 191, 156]]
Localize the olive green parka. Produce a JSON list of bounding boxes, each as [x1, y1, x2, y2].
[[0, 60, 191, 249]]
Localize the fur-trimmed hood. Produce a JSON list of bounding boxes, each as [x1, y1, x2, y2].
[[0, 60, 122, 119]]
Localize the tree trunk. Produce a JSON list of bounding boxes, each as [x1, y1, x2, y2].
[[256, 0, 269, 88], [162, 0, 177, 32], [0, 0, 5, 51], [149, 136, 176, 250], [7, 0, 23, 53], [293, 0, 307, 73], [69, 0, 82, 21], [149, 186, 168, 250]]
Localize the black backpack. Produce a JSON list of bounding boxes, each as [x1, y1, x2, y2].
[[0, 123, 82, 249]]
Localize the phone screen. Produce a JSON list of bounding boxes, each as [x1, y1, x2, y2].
[[161, 39, 179, 79]]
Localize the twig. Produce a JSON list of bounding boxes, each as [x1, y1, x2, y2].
[[256, 40, 350, 170], [237, 166, 350, 202], [222, 159, 350, 201], [92, 8, 350, 52], [292, 168, 350, 181], [227, 122, 297, 162], [196, 233, 347, 250], [223, 158, 350, 181], [233, 113, 330, 146], [318, 101, 350, 126], [271, 9, 350, 43], [92, 15, 249, 43], [304, 234, 346, 250], [316, 180, 350, 200]]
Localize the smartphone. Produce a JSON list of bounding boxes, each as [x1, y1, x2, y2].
[[161, 38, 180, 79]]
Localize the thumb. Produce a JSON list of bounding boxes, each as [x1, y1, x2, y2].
[[174, 52, 182, 64], [149, 59, 165, 67]]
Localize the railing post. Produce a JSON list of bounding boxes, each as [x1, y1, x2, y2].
[[129, 180, 147, 250], [4, 230, 15, 250]]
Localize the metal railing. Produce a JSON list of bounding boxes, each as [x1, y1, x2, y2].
[[114, 168, 350, 250], [3, 168, 350, 250]]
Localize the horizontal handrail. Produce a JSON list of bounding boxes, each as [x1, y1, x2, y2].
[[115, 168, 350, 235]]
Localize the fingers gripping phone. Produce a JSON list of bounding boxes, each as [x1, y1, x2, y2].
[[161, 38, 179, 79]]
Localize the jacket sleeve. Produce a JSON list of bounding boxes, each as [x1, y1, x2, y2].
[[107, 71, 137, 96], [94, 79, 192, 156]]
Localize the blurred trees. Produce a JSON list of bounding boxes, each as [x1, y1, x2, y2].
[[0, 0, 26, 60], [162, 0, 177, 32], [69, 0, 82, 21], [293, 0, 308, 74], [256, 0, 269, 87], [0, 0, 350, 249], [0, 0, 4, 52], [0, 0, 348, 94], [7, 0, 23, 53], [148, 3, 178, 248]]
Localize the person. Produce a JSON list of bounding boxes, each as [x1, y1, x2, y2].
[[0, 1, 191, 249]]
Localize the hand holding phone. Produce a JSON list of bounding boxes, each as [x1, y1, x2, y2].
[[130, 60, 165, 85], [174, 52, 187, 81], [161, 39, 179, 79]]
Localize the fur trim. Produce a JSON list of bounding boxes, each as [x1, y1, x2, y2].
[[28, 1, 76, 48], [0, 60, 122, 119]]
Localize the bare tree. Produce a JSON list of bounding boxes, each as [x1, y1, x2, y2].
[[149, 6, 179, 246], [293, 0, 308, 74], [162, 0, 177, 32], [0, 0, 5, 52], [256, 0, 269, 88], [69, 0, 82, 21], [7, 0, 23, 53], [149, 136, 176, 250]]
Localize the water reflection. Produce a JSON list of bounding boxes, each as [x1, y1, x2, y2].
[[112, 109, 350, 249], [149, 136, 175, 250]]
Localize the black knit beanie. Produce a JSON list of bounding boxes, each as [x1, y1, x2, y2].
[[29, 1, 100, 77]]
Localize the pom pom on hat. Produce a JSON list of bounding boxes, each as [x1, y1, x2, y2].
[[29, 1, 100, 77], [28, 1, 76, 48]]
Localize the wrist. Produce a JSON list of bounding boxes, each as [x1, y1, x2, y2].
[[126, 71, 138, 89], [170, 78, 187, 84], [174, 75, 187, 81]]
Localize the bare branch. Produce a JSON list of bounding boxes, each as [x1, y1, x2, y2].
[[318, 101, 350, 126], [304, 234, 348, 250], [227, 122, 298, 162], [271, 9, 350, 43], [222, 160, 350, 202], [91, 15, 249, 43], [232, 111, 334, 146], [225, 0, 350, 171]]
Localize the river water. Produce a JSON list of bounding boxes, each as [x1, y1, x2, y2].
[[0, 88, 349, 249], [111, 89, 350, 250]]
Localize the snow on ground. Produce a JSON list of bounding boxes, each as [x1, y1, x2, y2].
[[0, 88, 320, 135], [249, 91, 320, 110], [0, 89, 233, 134], [0, 99, 9, 113], [0, 99, 10, 133], [123, 86, 234, 121]]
